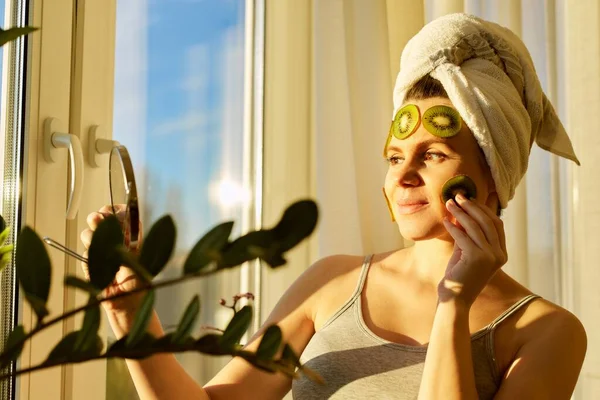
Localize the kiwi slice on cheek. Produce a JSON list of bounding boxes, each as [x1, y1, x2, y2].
[[391, 104, 420, 140], [422, 105, 461, 138], [441, 174, 478, 204], [383, 132, 393, 157]]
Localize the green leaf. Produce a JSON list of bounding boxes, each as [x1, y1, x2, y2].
[[0, 27, 38, 47], [115, 248, 152, 283], [219, 230, 274, 269], [0, 227, 10, 245], [281, 343, 301, 366], [256, 325, 282, 360], [195, 334, 229, 356], [184, 221, 234, 274], [139, 215, 176, 277], [15, 227, 51, 322], [219, 305, 252, 349], [64, 276, 100, 295], [107, 333, 157, 359], [126, 290, 155, 348], [280, 343, 323, 383], [25, 295, 49, 327], [45, 330, 102, 364], [258, 252, 287, 269], [87, 215, 124, 290], [74, 300, 101, 352], [0, 215, 5, 233], [0, 242, 13, 256], [153, 332, 189, 348], [44, 331, 77, 363], [171, 295, 200, 345], [272, 200, 318, 252], [0, 325, 26, 368], [235, 350, 278, 374], [0, 245, 13, 273]]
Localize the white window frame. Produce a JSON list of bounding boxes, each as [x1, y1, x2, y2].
[[16, 0, 75, 399], [12, 0, 317, 398]]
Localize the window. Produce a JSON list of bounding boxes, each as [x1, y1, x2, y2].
[[107, 0, 250, 396]]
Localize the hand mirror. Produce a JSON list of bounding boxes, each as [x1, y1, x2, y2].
[[44, 144, 141, 261]]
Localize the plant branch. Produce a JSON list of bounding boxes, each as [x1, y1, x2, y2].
[[0, 336, 306, 382], [1, 264, 229, 364]]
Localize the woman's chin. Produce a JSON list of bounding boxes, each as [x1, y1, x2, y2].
[[396, 221, 449, 242]]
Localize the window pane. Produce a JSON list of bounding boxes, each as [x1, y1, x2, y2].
[[108, 0, 248, 397]]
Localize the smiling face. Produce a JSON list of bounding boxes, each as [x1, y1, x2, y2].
[[383, 97, 496, 241]]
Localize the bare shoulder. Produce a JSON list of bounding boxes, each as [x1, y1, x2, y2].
[[308, 253, 368, 285], [203, 254, 371, 399], [493, 297, 587, 398], [516, 297, 587, 346]]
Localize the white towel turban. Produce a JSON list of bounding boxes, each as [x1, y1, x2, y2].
[[392, 13, 580, 209]]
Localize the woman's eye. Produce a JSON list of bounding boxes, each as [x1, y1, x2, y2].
[[386, 156, 403, 165], [425, 152, 446, 161]]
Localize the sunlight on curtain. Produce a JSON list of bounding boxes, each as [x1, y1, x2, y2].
[[563, 0, 600, 397]]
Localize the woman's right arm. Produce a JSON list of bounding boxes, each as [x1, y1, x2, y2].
[[82, 209, 338, 399], [107, 309, 212, 400], [105, 256, 332, 400]]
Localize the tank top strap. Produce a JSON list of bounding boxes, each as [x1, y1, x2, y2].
[[488, 293, 541, 330], [485, 293, 542, 383], [349, 254, 374, 301], [317, 254, 375, 331]]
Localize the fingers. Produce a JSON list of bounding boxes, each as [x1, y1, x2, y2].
[[457, 195, 501, 247], [84, 204, 127, 246], [443, 217, 473, 250], [99, 204, 127, 214], [477, 197, 507, 256], [80, 229, 93, 249], [81, 249, 90, 280], [446, 198, 493, 250], [446, 194, 507, 265], [87, 212, 105, 230]]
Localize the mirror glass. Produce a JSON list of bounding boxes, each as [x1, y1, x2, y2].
[[109, 145, 140, 251]]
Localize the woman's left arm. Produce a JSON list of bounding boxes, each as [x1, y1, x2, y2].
[[418, 299, 478, 399], [419, 194, 586, 399], [419, 299, 587, 400], [494, 308, 586, 399]]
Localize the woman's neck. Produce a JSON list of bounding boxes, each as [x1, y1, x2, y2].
[[400, 239, 456, 285]]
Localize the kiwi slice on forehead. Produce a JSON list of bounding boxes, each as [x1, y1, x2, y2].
[[422, 105, 462, 138], [441, 174, 478, 204], [391, 104, 420, 140]]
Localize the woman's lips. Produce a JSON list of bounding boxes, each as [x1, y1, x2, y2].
[[395, 202, 429, 215]]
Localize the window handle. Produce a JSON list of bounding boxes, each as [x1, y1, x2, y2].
[[43, 118, 84, 220], [88, 125, 119, 168]]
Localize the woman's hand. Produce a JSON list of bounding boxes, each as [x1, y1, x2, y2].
[[80, 205, 146, 316], [439, 193, 507, 308]]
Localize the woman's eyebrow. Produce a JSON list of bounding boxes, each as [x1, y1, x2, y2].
[[386, 138, 455, 153]]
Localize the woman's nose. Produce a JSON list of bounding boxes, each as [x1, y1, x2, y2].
[[393, 159, 422, 187]]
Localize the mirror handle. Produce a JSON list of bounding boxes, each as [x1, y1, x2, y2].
[[43, 118, 84, 220]]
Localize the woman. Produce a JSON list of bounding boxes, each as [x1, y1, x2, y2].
[[81, 13, 586, 399]]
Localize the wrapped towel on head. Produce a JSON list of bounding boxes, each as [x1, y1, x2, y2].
[[392, 13, 580, 209]]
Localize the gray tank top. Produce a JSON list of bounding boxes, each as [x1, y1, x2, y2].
[[291, 254, 540, 399]]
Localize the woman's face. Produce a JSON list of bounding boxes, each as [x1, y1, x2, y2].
[[383, 97, 495, 241]]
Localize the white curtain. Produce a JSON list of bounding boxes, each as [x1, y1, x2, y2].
[[263, 1, 599, 398]]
